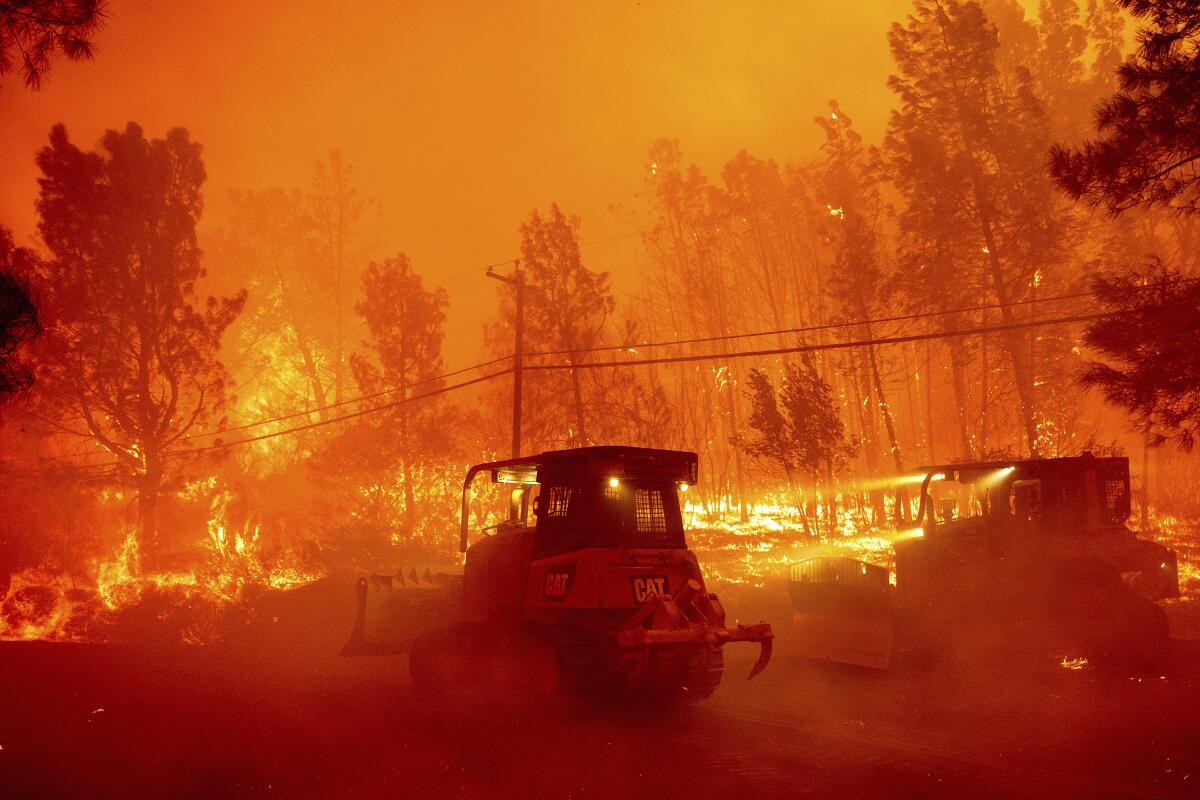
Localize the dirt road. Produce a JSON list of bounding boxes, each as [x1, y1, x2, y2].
[[1, 633, 1197, 799]]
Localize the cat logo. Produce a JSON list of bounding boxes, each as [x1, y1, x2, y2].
[[542, 563, 575, 601], [631, 575, 668, 603]]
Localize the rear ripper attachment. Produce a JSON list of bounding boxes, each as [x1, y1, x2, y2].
[[345, 446, 773, 700], [617, 578, 774, 688]]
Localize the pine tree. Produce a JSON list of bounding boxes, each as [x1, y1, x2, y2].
[[1050, 0, 1200, 213], [886, 0, 1072, 457], [32, 123, 244, 565], [0, 1, 104, 89], [348, 255, 449, 538], [0, 227, 40, 401], [1080, 265, 1200, 449], [816, 101, 904, 473], [743, 361, 852, 529], [493, 204, 613, 449]]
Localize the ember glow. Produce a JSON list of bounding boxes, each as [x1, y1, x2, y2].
[[1, 1, 1200, 797]]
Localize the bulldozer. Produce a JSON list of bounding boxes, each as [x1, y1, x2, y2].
[[789, 454, 1179, 669], [344, 446, 773, 699]]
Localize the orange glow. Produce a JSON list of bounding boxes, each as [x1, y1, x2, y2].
[[0, 1, 909, 367]]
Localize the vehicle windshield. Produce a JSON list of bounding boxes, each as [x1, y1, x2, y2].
[[534, 478, 686, 556], [922, 472, 1077, 529]]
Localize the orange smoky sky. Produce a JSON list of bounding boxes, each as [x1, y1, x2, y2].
[[0, 0, 915, 366]]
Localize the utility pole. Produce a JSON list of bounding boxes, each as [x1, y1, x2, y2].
[[488, 260, 524, 458]]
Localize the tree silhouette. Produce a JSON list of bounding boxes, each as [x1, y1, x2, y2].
[[492, 204, 613, 449], [886, 0, 1071, 458], [816, 100, 904, 473], [0, 227, 40, 400], [1081, 266, 1200, 449], [32, 122, 244, 566], [349, 254, 448, 538], [0, 1, 105, 89], [743, 361, 851, 530], [1050, 0, 1200, 213], [310, 152, 374, 407]]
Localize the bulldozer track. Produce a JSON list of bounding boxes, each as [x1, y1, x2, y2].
[[705, 706, 1184, 800]]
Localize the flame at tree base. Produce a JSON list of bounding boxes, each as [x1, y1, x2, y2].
[[1, 530, 325, 645]]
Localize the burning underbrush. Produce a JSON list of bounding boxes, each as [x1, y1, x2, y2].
[[685, 500, 896, 590], [0, 528, 324, 644], [4, 482, 1200, 645], [1140, 513, 1200, 636], [0, 475, 327, 644]]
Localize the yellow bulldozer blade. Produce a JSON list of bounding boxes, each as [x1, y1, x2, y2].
[[342, 566, 463, 657], [788, 557, 895, 670]]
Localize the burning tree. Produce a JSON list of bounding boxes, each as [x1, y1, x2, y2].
[[815, 101, 904, 475], [310, 152, 376, 407], [1050, 1, 1200, 458], [886, 0, 1074, 458], [212, 154, 377, 452], [348, 254, 450, 539], [30, 122, 245, 567], [640, 140, 760, 516]]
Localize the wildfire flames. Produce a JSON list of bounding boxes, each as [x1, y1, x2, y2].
[[0, 480, 323, 644], [4, 477, 1198, 645]]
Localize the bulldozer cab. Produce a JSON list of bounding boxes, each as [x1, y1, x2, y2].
[[904, 454, 1132, 536], [460, 446, 698, 556]]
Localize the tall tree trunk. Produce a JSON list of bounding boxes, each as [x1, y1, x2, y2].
[[847, 350, 874, 475], [979, 231, 1040, 457], [138, 450, 163, 572], [867, 342, 904, 471], [934, 7, 1042, 458], [903, 344, 920, 460], [948, 339, 974, 460], [296, 334, 329, 420], [1140, 434, 1151, 531], [980, 329, 989, 453], [570, 365, 588, 445], [402, 457, 417, 539], [925, 341, 936, 463], [724, 365, 749, 522]]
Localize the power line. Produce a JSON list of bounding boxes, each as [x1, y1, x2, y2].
[[522, 312, 1102, 371], [521, 277, 1200, 360], [4, 311, 1099, 472], [0, 353, 517, 466], [183, 287, 1106, 441], [170, 368, 512, 457], [2, 368, 517, 473], [522, 288, 1097, 359], [186, 353, 513, 439], [0, 283, 1132, 460]]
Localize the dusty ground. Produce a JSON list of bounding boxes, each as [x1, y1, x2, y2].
[[2, 578, 1198, 799]]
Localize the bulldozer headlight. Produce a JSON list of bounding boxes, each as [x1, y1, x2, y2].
[[679, 482, 689, 493], [608, 477, 621, 489]]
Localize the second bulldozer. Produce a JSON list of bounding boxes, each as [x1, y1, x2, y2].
[[788, 454, 1179, 669]]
